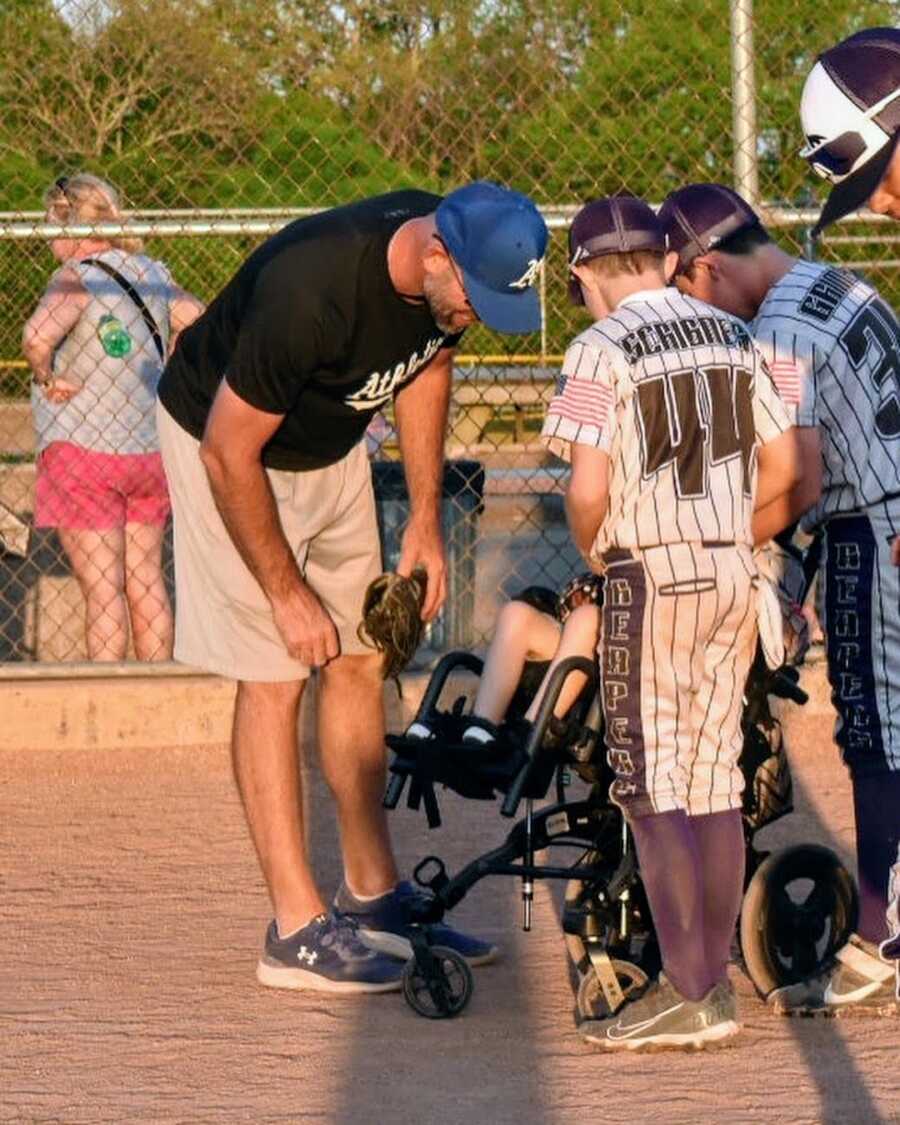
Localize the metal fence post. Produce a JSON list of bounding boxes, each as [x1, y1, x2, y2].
[[730, 0, 759, 207]]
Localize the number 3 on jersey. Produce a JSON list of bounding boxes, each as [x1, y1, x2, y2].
[[839, 296, 900, 440], [635, 365, 754, 499]]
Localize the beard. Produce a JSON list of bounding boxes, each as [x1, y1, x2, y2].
[[422, 271, 461, 334]]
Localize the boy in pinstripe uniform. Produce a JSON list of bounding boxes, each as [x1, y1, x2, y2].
[[542, 195, 802, 1049], [661, 181, 900, 1014], [799, 23, 900, 1009]]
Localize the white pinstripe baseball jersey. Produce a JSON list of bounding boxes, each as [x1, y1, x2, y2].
[[752, 259, 900, 530], [541, 287, 791, 555]]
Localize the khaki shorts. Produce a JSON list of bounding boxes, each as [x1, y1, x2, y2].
[[156, 402, 381, 681]]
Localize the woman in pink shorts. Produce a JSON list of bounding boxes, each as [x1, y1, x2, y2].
[[22, 174, 204, 660]]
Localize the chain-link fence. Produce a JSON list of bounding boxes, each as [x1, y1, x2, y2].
[[1, 0, 897, 666]]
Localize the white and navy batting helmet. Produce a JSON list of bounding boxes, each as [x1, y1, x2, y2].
[[800, 28, 900, 236]]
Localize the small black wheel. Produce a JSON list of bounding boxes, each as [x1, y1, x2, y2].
[[740, 843, 858, 997], [576, 958, 648, 1021], [402, 946, 474, 1019]]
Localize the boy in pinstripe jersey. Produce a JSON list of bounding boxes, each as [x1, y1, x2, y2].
[[661, 181, 900, 1015], [542, 195, 802, 1049], [799, 24, 900, 1009]]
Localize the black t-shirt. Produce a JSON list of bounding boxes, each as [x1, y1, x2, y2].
[[158, 190, 460, 470]]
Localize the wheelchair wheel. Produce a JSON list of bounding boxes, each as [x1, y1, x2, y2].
[[740, 843, 858, 998], [576, 958, 648, 1022], [402, 946, 474, 1019]]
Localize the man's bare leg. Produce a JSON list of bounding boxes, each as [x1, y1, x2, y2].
[[317, 652, 399, 897], [320, 651, 498, 964], [232, 678, 325, 935]]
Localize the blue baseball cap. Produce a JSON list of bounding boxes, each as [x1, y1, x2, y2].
[[435, 181, 548, 334]]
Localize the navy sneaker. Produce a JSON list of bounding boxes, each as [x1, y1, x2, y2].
[[256, 911, 404, 994], [334, 881, 498, 966]]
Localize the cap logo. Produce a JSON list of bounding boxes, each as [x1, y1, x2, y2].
[[508, 258, 542, 290]]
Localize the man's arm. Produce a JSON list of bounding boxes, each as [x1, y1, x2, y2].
[[200, 379, 338, 667], [751, 426, 812, 546], [566, 443, 611, 562], [392, 346, 453, 620]]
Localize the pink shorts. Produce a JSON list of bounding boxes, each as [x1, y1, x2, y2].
[[34, 441, 171, 530]]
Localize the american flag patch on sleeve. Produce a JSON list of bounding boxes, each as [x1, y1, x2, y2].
[[768, 359, 802, 406], [546, 375, 612, 428]]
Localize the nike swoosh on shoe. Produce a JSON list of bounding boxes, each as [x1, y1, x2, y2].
[[606, 1002, 685, 1040], [822, 978, 887, 1006]]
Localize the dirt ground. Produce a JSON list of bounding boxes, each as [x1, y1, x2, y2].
[[2, 659, 897, 1125]]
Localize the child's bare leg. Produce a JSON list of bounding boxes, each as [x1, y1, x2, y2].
[[524, 604, 600, 722], [472, 600, 561, 723]]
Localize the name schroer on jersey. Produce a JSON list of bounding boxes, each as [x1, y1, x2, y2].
[[619, 314, 754, 363], [345, 334, 446, 412]]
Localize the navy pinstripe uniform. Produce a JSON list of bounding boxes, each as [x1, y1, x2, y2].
[[753, 260, 900, 778], [543, 288, 792, 816], [792, 27, 900, 998]]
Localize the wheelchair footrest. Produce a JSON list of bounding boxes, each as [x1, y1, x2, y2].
[[385, 725, 557, 827]]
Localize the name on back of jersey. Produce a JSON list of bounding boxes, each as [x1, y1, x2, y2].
[[798, 268, 857, 324], [620, 313, 753, 363]]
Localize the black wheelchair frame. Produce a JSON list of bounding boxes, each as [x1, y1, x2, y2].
[[384, 651, 859, 1019]]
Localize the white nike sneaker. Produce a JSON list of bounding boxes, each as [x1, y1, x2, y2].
[[769, 934, 897, 1016], [579, 973, 740, 1051]]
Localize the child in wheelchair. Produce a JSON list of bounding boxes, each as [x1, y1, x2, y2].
[[404, 572, 603, 751]]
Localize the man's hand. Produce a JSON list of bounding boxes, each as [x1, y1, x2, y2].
[[270, 584, 340, 667], [396, 515, 446, 621], [892, 537, 900, 567]]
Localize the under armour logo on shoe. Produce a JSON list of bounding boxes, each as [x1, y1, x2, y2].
[[297, 946, 319, 966]]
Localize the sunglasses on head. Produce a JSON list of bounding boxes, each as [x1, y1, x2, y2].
[[805, 131, 868, 181]]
